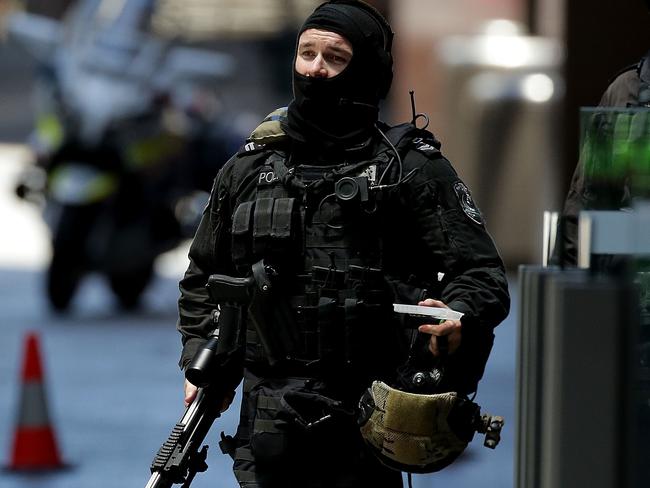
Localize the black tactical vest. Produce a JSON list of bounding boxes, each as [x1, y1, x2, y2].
[[230, 128, 420, 378]]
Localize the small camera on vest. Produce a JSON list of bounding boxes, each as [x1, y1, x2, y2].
[[334, 176, 369, 204]]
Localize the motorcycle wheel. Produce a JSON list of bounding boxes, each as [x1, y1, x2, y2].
[[47, 253, 83, 311], [46, 205, 96, 312], [108, 262, 154, 310]]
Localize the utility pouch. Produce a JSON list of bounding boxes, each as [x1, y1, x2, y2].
[[293, 301, 319, 359], [232, 198, 298, 266], [232, 201, 254, 264], [311, 265, 346, 299], [248, 377, 355, 464], [249, 378, 302, 464], [347, 265, 388, 303]]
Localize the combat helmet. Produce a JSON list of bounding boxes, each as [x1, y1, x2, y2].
[[357, 319, 504, 474]]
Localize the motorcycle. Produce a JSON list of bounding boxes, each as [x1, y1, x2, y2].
[[9, 0, 242, 311]]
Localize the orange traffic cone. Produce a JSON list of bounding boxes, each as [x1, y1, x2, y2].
[[6, 332, 65, 471]]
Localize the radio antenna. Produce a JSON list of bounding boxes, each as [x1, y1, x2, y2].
[[409, 90, 417, 125], [408, 90, 430, 129]]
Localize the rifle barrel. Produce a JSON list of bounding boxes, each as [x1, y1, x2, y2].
[[145, 471, 173, 488], [146, 388, 220, 487]]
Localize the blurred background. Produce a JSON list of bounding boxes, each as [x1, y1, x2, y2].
[[0, 0, 649, 487]]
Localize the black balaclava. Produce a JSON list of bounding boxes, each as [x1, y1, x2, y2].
[[284, 0, 394, 150]]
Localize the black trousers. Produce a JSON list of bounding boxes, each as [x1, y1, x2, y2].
[[231, 371, 403, 488], [232, 442, 403, 488]]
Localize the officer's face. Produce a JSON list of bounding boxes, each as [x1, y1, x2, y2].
[[295, 28, 353, 79]]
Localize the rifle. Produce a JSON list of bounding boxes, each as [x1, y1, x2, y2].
[[145, 274, 254, 488], [144, 375, 225, 488]]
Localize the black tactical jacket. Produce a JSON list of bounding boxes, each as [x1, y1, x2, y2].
[[177, 115, 510, 392]]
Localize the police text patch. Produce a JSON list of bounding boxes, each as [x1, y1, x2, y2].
[[258, 170, 279, 186]]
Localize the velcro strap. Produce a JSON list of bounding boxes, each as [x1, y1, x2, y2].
[[253, 197, 274, 238], [271, 197, 295, 238], [252, 197, 274, 256]]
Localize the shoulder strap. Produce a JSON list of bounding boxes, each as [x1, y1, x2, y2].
[[383, 122, 442, 158], [383, 123, 416, 148], [249, 107, 289, 145], [235, 107, 290, 157]]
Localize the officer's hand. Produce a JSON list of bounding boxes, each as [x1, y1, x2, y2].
[[417, 299, 462, 357], [184, 379, 199, 407], [184, 379, 236, 413]]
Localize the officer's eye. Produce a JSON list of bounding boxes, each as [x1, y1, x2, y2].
[[300, 50, 316, 60], [327, 54, 349, 65]]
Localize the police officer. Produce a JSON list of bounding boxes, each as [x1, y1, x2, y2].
[[177, 1, 510, 486], [552, 3, 650, 485], [555, 0, 650, 265]]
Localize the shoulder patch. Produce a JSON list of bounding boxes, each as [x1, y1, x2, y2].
[[453, 181, 483, 225], [237, 141, 266, 156], [412, 136, 441, 156]]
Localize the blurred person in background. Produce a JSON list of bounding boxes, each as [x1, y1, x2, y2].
[[8, 0, 244, 311], [554, 0, 650, 266], [177, 1, 509, 486], [553, 2, 650, 485]]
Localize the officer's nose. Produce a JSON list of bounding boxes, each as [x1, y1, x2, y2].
[[307, 55, 329, 78]]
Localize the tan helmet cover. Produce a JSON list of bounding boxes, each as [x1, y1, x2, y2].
[[359, 380, 470, 473]]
